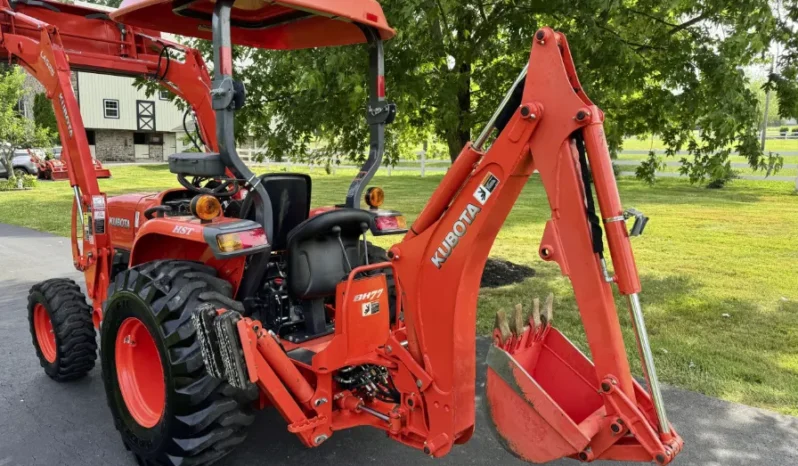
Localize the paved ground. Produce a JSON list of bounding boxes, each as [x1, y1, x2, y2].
[[1, 222, 796, 466]]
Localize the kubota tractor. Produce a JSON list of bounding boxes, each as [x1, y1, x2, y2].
[[25, 0, 685, 465]]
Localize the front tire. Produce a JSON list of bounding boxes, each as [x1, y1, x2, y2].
[[28, 278, 97, 381], [101, 260, 256, 466]]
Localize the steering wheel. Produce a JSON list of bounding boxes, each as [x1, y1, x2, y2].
[[143, 205, 173, 220]]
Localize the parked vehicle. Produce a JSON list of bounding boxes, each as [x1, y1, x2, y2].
[[0, 149, 39, 178]]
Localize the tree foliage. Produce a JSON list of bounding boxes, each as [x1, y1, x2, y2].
[[117, 0, 798, 185], [0, 67, 52, 183], [33, 93, 58, 138], [219, 0, 795, 185]]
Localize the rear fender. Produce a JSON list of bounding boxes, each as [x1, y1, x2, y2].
[[130, 217, 269, 295]]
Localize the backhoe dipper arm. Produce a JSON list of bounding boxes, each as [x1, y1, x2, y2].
[[391, 28, 683, 463]]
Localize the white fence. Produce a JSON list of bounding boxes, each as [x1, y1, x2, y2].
[[235, 148, 798, 185], [237, 148, 452, 177]]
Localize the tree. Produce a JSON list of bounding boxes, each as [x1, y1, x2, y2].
[[33, 93, 58, 138], [769, 0, 798, 123], [210, 0, 793, 185], [115, 0, 798, 184], [0, 68, 52, 184]]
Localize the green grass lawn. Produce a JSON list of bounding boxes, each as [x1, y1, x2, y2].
[[2, 166, 797, 416]]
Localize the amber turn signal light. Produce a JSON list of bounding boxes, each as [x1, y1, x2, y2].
[[216, 228, 268, 253], [365, 186, 384, 208], [190, 195, 222, 221]]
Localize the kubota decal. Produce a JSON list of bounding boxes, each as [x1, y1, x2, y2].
[[40, 51, 55, 76], [58, 93, 73, 138], [109, 217, 131, 229], [431, 203, 481, 269]]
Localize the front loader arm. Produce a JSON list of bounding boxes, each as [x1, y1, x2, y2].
[[0, 9, 110, 314], [0, 0, 220, 324], [391, 28, 683, 463]]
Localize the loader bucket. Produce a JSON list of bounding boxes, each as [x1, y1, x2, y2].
[[486, 327, 604, 463], [50, 167, 70, 180], [93, 160, 111, 178], [94, 168, 112, 178]]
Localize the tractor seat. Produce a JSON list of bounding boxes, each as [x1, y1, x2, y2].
[[286, 209, 372, 300], [168, 152, 226, 177]]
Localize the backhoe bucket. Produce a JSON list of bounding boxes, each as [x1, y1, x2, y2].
[[486, 327, 603, 463]]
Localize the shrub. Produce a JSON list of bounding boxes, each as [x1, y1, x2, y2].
[[0, 178, 16, 191], [22, 174, 37, 188], [0, 174, 37, 191]]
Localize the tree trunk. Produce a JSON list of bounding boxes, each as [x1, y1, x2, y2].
[[2, 154, 13, 179], [447, 61, 472, 162]]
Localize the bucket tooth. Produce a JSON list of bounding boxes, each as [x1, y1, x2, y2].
[[510, 303, 525, 337], [531, 297, 541, 330], [494, 309, 512, 345], [543, 293, 554, 328]]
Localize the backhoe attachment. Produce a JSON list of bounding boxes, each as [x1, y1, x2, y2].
[[471, 29, 684, 464]]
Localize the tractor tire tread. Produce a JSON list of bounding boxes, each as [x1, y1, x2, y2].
[[102, 260, 256, 466], [27, 278, 97, 381]]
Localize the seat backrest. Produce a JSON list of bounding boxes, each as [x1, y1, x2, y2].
[[286, 209, 373, 300], [261, 174, 312, 251]]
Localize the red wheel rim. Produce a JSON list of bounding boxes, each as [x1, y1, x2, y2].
[[115, 317, 166, 428], [33, 303, 57, 363]]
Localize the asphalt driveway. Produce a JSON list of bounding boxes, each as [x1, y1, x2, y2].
[[0, 223, 796, 466]]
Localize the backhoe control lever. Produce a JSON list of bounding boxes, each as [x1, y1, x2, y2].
[[624, 208, 649, 237], [211, 78, 246, 111], [366, 102, 397, 125]]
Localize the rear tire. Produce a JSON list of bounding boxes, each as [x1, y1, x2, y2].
[[101, 260, 256, 466], [27, 278, 98, 381]]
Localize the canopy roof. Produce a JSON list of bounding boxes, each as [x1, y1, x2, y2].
[[110, 0, 395, 49]]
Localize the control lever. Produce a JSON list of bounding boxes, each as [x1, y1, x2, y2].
[[360, 222, 369, 266], [624, 208, 649, 237], [332, 225, 353, 272]]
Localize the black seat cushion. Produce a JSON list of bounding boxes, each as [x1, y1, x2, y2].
[[286, 209, 373, 300], [168, 152, 226, 177]]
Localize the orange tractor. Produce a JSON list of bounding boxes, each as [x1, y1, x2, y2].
[[25, 0, 684, 465], [28, 148, 111, 181]]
